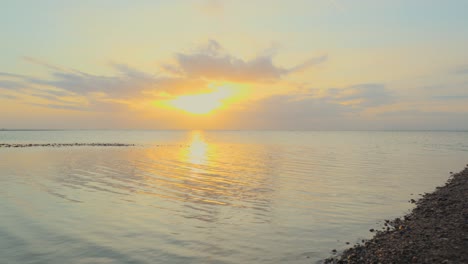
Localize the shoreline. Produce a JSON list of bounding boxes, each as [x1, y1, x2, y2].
[[0, 143, 135, 148], [324, 165, 468, 263]]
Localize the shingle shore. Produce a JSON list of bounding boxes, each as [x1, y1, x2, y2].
[[325, 166, 468, 264]]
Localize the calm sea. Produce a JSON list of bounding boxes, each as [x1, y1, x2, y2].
[[1, 131, 467, 263]]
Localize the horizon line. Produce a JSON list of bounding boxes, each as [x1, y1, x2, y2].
[[1, 128, 468, 132]]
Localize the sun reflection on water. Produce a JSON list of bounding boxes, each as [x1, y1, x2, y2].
[[185, 131, 209, 166], [84, 130, 276, 213]]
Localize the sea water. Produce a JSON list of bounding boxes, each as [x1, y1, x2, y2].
[[0, 130, 467, 263]]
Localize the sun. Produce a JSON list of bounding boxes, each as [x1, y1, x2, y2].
[[170, 93, 223, 114], [153, 83, 249, 115], [167, 87, 234, 115]]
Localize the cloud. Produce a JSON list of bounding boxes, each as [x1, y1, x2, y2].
[[0, 94, 17, 99], [376, 109, 468, 130], [228, 83, 393, 129], [256, 94, 351, 116], [289, 55, 328, 72], [22, 56, 69, 72], [269, 83, 392, 112], [0, 80, 25, 90], [1, 64, 208, 112], [451, 64, 468, 75], [230, 94, 355, 130], [28, 103, 86, 111], [1, 40, 325, 112], [0, 72, 28, 78], [25, 66, 157, 99], [0, 63, 210, 112], [323, 83, 393, 107], [379, 109, 468, 118], [432, 95, 468, 100], [44, 89, 74, 97], [169, 40, 327, 82], [30, 93, 61, 101], [28, 98, 129, 112]]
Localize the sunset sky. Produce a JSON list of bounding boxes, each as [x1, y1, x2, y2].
[[1, 0, 468, 130]]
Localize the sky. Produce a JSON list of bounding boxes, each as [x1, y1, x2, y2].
[[1, 0, 468, 130]]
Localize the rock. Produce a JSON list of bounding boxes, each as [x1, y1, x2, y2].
[[324, 166, 468, 264]]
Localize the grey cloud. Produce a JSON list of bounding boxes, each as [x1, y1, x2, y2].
[[232, 94, 356, 130], [112, 63, 157, 81], [0, 80, 26, 90], [30, 93, 60, 101], [288, 55, 328, 72], [420, 84, 446, 90], [176, 53, 285, 81], [6, 40, 325, 112], [418, 81, 468, 97], [26, 70, 149, 98], [91, 100, 129, 112], [452, 64, 468, 75], [325, 83, 393, 107], [0, 94, 18, 99], [43, 89, 74, 97], [255, 95, 351, 117], [379, 109, 468, 118], [0, 72, 28, 78], [161, 64, 184, 75], [378, 109, 428, 117], [28, 99, 127, 112], [172, 40, 327, 82], [28, 103, 85, 111], [377, 110, 468, 130], [22, 56, 68, 72], [432, 95, 468, 100], [18, 62, 206, 101], [230, 83, 394, 129]]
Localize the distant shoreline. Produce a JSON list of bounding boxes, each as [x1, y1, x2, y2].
[[0, 129, 67, 131], [324, 166, 468, 263], [0, 143, 135, 148], [1, 129, 468, 132]]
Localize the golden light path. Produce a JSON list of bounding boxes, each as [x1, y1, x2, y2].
[[130, 130, 274, 208], [186, 131, 209, 166]]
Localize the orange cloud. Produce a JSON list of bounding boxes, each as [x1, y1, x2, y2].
[[1, 40, 326, 113]]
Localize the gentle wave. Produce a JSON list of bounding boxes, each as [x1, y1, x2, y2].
[[1, 131, 468, 263]]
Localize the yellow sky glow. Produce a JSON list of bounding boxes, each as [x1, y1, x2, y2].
[[155, 85, 245, 115], [1, 1, 467, 130]]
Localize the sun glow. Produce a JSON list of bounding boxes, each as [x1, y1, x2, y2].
[[168, 87, 233, 115], [186, 131, 208, 165]]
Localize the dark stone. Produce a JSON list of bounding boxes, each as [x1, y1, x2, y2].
[[324, 166, 468, 264]]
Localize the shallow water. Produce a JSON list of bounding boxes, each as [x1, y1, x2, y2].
[[0, 131, 467, 263]]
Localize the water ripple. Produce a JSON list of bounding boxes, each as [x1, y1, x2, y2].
[[1, 131, 468, 263]]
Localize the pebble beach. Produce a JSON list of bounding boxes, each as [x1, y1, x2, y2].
[[325, 166, 468, 263]]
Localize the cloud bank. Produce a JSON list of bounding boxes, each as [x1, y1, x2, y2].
[[168, 40, 327, 82], [1, 40, 327, 113], [6, 40, 463, 130]]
